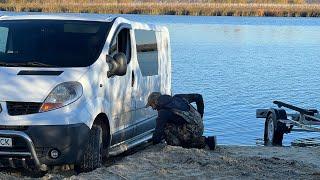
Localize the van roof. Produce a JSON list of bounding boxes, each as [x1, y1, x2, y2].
[[0, 14, 168, 32], [0, 14, 115, 22]]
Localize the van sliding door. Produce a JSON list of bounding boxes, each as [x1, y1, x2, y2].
[[132, 29, 160, 137]]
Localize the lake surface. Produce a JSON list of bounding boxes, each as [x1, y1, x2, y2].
[[134, 15, 320, 146], [2, 12, 320, 145]]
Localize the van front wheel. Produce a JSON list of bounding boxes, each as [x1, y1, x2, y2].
[[75, 125, 103, 173]]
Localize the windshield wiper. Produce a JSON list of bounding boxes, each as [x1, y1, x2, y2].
[[0, 61, 20, 67], [0, 61, 58, 67], [0, 61, 57, 67], [23, 61, 57, 67]]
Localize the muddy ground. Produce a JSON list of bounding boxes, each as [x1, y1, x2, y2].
[[1, 144, 320, 179]]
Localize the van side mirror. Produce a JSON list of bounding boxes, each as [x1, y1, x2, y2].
[[106, 53, 128, 78]]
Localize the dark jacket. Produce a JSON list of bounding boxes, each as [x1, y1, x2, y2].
[[152, 93, 204, 144]]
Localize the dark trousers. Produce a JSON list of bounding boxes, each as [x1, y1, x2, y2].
[[164, 123, 206, 149]]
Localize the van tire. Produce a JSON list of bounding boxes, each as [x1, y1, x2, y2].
[[75, 125, 103, 173]]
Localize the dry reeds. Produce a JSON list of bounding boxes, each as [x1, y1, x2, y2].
[[0, 1, 319, 17]]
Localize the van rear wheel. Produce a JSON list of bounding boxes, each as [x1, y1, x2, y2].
[[75, 125, 103, 173]]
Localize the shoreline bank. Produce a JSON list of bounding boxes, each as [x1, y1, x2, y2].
[[0, 2, 320, 17]]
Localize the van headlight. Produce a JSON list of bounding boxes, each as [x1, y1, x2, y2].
[[39, 82, 83, 112]]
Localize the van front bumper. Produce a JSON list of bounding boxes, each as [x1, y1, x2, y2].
[[0, 123, 90, 170]]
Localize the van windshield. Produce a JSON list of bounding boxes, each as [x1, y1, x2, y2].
[[0, 20, 110, 67]]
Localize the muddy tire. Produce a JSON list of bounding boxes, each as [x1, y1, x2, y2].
[[75, 125, 103, 173], [264, 113, 286, 146]]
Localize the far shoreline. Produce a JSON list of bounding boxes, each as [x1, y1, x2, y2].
[[0, 2, 319, 17]]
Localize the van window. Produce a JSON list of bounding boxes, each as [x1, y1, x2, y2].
[[109, 28, 131, 64], [0, 27, 8, 53], [0, 20, 111, 67], [135, 30, 158, 76]]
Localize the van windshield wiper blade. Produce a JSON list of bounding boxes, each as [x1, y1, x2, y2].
[[0, 61, 57, 67], [23, 61, 57, 67], [0, 61, 20, 67]]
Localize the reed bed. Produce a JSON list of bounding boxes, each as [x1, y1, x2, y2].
[[0, 1, 319, 17]]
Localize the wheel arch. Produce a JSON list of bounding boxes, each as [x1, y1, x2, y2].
[[92, 113, 111, 151]]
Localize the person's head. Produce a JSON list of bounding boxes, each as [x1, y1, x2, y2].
[[146, 92, 162, 110]]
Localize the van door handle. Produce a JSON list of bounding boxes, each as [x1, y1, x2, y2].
[[131, 71, 135, 87]]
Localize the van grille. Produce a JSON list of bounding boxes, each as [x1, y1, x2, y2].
[[0, 125, 28, 131], [6, 102, 42, 116]]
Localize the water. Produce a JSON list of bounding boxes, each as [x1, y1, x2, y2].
[[118, 15, 320, 146], [2, 12, 320, 145]]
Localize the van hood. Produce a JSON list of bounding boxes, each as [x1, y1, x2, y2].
[[0, 67, 88, 102]]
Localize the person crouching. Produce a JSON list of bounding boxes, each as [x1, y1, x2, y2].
[[146, 92, 216, 150]]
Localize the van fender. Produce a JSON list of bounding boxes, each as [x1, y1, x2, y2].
[[83, 96, 115, 131]]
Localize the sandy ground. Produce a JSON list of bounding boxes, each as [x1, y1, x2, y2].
[[1, 144, 320, 179]]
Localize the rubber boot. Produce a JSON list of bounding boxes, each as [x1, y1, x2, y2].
[[205, 136, 217, 150]]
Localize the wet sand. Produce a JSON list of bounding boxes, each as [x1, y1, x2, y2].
[[1, 144, 320, 179]]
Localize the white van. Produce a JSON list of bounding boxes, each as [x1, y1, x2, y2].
[[0, 15, 171, 172]]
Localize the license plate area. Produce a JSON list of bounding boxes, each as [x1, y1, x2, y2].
[[0, 137, 13, 147]]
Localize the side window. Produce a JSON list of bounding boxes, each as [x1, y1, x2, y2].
[[109, 28, 131, 64], [135, 30, 158, 76], [0, 27, 8, 53]]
